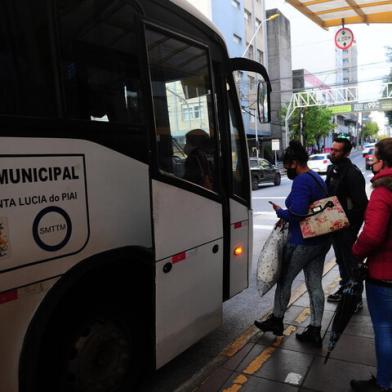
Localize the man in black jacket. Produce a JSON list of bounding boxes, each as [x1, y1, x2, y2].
[[326, 137, 368, 304]]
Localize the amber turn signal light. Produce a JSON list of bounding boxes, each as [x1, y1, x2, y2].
[[234, 246, 243, 256]]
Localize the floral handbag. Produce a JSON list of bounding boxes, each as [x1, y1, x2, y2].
[[300, 195, 349, 238], [293, 172, 350, 239]]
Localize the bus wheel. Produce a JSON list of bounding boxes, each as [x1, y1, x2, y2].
[[63, 310, 138, 392], [36, 304, 143, 392]]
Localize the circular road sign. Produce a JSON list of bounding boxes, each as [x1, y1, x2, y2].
[[335, 27, 354, 50]]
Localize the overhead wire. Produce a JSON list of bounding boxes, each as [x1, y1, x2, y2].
[[266, 60, 391, 84]]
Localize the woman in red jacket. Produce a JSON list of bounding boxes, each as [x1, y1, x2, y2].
[[350, 138, 392, 392]]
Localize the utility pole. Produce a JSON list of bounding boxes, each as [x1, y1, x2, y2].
[[299, 108, 304, 145], [255, 111, 259, 159]]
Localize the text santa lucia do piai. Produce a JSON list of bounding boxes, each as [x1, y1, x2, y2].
[[0, 166, 79, 208]]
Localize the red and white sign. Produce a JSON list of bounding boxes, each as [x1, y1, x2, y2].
[[335, 27, 355, 50]]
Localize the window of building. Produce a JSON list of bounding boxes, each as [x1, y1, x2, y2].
[[232, 0, 240, 9], [248, 75, 255, 92], [233, 34, 242, 45], [246, 43, 253, 60], [343, 78, 350, 84], [182, 105, 201, 121], [257, 49, 264, 64], [255, 18, 261, 28], [244, 9, 251, 21], [342, 58, 349, 64], [233, 71, 243, 88]]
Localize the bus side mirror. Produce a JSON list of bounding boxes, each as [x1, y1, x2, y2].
[[257, 80, 270, 124]]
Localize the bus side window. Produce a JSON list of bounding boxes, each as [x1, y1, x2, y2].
[[57, 0, 143, 123], [0, 0, 57, 117], [146, 28, 217, 192]]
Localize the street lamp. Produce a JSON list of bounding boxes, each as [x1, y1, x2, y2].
[[241, 13, 280, 58], [241, 12, 279, 160]]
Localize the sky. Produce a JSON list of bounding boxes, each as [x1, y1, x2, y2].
[[266, 0, 391, 102]]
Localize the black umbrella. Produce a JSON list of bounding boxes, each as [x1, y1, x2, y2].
[[324, 263, 368, 364]]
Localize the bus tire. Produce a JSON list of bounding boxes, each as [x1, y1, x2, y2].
[[20, 252, 152, 392], [38, 296, 142, 392]]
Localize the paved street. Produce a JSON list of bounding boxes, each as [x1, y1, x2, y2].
[[140, 150, 371, 392]]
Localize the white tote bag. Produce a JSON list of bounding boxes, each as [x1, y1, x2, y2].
[[257, 223, 288, 296]]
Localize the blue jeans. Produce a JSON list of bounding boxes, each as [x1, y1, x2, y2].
[[366, 280, 392, 389]]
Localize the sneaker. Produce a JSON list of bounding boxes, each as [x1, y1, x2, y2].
[[354, 300, 363, 313], [327, 287, 344, 302], [295, 325, 322, 347], [254, 314, 284, 336], [351, 376, 392, 391]]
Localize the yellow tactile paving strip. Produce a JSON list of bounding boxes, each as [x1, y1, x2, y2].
[[197, 258, 340, 392]]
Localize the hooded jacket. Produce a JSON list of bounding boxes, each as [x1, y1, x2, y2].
[[326, 158, 368, 234], [352, 167, 392, 281]]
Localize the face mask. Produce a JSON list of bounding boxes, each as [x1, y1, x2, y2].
[[287, 167, 297, 180]]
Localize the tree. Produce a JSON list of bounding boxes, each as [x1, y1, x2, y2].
[[280, 104, 335, 150], [361, 121, 379, 140]]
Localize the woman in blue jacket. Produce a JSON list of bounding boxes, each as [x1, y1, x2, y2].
[[255, 141, 331, 346]]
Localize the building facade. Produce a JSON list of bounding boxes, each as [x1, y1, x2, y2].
[[185, 0, 271, 158], [335, 40, 359, 139], [267, 9, 292, 152], [336, 44, 358, 87]]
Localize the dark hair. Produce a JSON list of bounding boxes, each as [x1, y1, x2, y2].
[[375, 137, 392, 167], [186, 129, 210, 149], [283, 140, 308, 165], [334, 137, 352, 154]]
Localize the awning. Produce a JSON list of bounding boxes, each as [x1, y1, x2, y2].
[[286, 0, 392, 29]]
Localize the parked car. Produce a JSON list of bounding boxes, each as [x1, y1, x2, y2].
[[365, 147, 375, 170], [250, 158, 281, 190], [362, 142, 376, 157], [307, 153, 331, 174]]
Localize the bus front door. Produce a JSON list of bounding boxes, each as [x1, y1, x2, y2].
[[146, 26, 224, 369], [224, 58, 271, 298]]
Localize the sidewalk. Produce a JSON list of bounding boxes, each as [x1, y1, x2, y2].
[[195, 263, 375, 392]]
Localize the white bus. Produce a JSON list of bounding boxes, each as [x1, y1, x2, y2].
[[0, 0, 271, 391]]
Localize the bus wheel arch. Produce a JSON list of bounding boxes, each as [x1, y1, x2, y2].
[[19, 247, 154, 392]]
